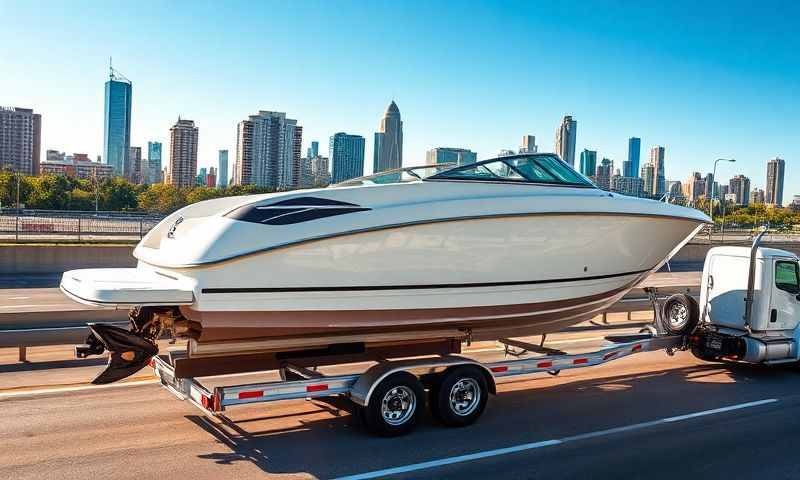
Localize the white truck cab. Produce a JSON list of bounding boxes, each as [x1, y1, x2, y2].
[[695, 232, 800, 364]]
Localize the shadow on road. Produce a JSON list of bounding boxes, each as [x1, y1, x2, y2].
[[184, 359, 799, 478]]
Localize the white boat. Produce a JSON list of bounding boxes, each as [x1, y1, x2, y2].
[[61, 154, 709, 383]]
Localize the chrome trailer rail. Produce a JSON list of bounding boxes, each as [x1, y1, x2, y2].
[[150, 333, 686, 416]]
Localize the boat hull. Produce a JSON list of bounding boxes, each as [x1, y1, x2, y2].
[[165, 213, 703, 342]]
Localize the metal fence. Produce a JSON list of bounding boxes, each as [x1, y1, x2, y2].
[[0, 210, 165, 241]]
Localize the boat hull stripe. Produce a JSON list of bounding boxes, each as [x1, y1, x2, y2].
[[200, 267, 652, 294]]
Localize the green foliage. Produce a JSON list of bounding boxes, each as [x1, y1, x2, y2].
[[0, 172, 284, 214], [137, 184, 186, 214]]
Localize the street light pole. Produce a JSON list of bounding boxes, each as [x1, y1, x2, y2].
[[709, 158, 735, 243]]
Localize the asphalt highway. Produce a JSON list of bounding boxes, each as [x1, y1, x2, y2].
[[2, 331, 799, 480]]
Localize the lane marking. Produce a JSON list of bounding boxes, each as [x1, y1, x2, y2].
[[0, 379, 159, 399], [7, 296, 30, 300], [335, 398, 778, 480]]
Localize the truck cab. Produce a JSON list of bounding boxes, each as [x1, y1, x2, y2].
[[697, 242, 800, 364]]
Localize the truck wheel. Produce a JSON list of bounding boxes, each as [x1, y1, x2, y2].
[[430, 366, 488, 427], [361, 372, 425, 437], [661, 294, 699, 335]]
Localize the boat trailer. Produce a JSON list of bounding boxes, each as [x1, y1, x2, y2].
[[150, 325, 687, 436]]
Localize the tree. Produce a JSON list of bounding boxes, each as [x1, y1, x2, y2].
[[186, 186, 223, 205], [100, 177, 138, 211], [27, 175, 72, 209], [137, 183, 186, 214]]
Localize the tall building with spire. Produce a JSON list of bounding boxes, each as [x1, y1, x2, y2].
[[554, 115, 577, 167], [167, 118, 198, 188], [373, 100, 403, 174], [765, 157, 785, 207], [103, 62, 132, 177]]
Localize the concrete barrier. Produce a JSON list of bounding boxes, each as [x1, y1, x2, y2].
[[0, 244, 135, 274]]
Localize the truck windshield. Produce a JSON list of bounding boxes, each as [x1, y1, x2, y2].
[[775, 261, 800, 294]]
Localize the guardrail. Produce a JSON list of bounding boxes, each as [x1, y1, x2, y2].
[[0, 210, 164, 241]]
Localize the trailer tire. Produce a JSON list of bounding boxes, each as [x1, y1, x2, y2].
[[360, 372, 425, 437], [661, 294, 699, 335], [430, 366, 488, 428]]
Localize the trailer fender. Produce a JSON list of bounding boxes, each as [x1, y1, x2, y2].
[[349, 355, 496, 407]]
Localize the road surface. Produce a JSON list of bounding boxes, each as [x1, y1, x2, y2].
[[1, 332, 798, 479]]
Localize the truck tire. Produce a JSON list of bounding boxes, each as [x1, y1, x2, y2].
[[430, 366, 489, 428], [360, 371, 425, 437], [661, 294, 699, 335]]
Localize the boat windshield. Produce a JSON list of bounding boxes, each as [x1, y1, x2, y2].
[[332, 163, 457, 187], [427, 154, 593, 187]]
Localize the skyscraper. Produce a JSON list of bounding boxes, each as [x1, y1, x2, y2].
[[234, 111, 302, 189], [765, 157, 785, 207], [750, 188, 765, 204], [683, 172, 706, 202], [147, 141, 162, 184], [626, 137, 641, 178], [218, 150, 228, 187], [330, 133, 365, 184], [704, 172, 714, 199], [641, 163, 655, 196], [426, 147, 477, 166], [729, 174, 751, 206], [0, 106, 41, 175], [579, 149, 597, 177], [373, 101, 403, 174], [611, 175, 644, 197], [649, 146, 666, 196], [554, 115, 577, 167], [520, 135, 537, 153], [233, 119, 253, 185], [307, 141, 319, 160], [128, 146, 142, 184], [103, 65, 132, 177], [167, 118, 198, 188], [595, 158, 613, 190]]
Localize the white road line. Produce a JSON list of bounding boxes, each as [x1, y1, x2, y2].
[[0, 379, 159, 399], [7, 296, 30, 300], [335, 398, 779, 480]]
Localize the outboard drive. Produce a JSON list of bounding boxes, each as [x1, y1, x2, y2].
[[75, 307, 162, 384]]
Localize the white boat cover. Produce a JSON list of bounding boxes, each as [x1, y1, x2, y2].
[[60, 268, 194, 307]]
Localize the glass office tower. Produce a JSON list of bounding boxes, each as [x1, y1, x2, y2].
[[103, 69, 132, 177]]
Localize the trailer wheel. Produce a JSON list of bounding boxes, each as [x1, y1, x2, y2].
[[360, 372, 425, 437], [661, 294, 699, 335], [430, 366, 489, 428]]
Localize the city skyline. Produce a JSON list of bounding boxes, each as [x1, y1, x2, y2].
[[1, 2, 797, 196]]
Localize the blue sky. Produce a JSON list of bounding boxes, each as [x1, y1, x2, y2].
[[1, 0, 797, 197]]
